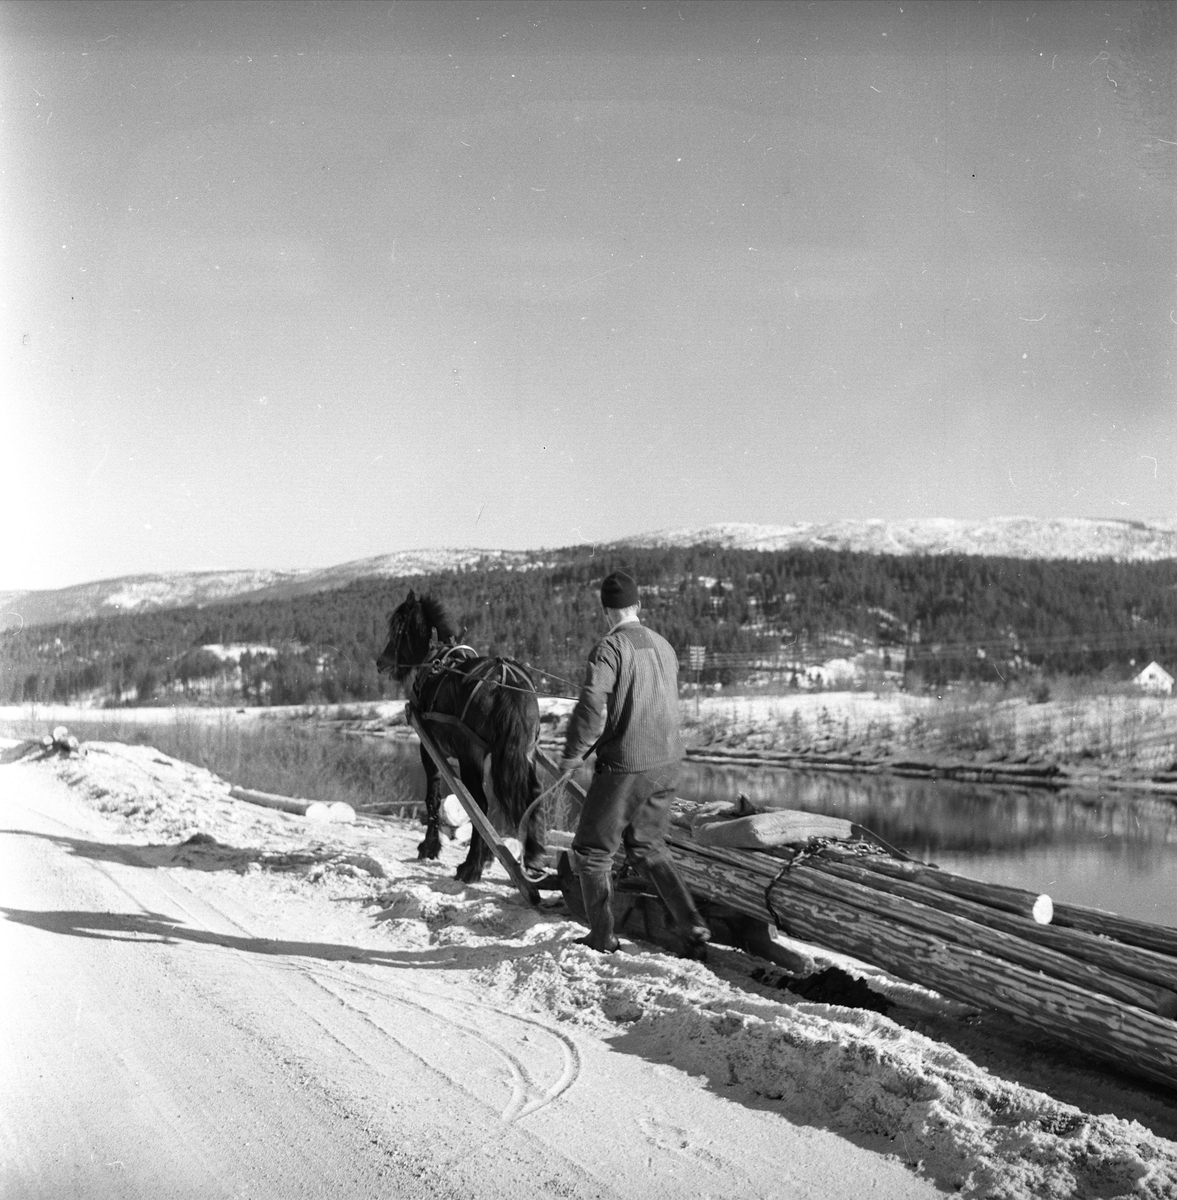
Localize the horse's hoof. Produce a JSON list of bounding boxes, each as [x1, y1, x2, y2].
[[417, 840, 441, 861], [680, 925, 711, 963], [574, 934, 621, 954]]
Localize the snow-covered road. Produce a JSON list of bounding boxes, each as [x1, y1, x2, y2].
[[1, 758, 943, 1200]]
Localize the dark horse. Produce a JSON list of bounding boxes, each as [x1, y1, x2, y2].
[[375, 590, 545, 883]]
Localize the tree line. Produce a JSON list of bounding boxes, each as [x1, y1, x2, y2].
[[4, 545, 1177, 705]]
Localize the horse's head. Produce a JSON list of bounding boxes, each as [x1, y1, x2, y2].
[[376, 590, 458, 682]]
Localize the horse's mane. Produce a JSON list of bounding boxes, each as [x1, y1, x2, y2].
[[416, 593, 458, 644]]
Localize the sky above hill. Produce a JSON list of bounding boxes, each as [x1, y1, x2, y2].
[[2, 0, 1174, 591]]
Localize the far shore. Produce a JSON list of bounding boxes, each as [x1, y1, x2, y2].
[[5, 683, 1177, 797]]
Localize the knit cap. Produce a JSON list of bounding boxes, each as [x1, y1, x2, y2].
[[600, 571, 640, 609]]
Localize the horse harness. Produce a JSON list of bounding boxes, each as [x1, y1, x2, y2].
[[407, 644, 537, 756]]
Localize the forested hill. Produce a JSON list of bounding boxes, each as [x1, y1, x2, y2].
[[4, 546, 1177, 705], [7, 517, 1177, 631]]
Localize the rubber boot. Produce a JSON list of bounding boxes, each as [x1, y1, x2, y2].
[[575, 871, 621, 953], [639, 858, 711, 961]]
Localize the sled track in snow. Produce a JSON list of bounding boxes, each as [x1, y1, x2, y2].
[[304, 964, 582, 1123]]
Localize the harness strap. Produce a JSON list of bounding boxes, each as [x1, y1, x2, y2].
[[410, 650, 537, 757], [410, 643, 477, 712], [457, 662, 494, 728], [416, 710, 489, 757], [455, 657, 535, 729]]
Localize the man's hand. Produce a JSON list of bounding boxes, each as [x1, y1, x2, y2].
[[558, 756, 582, 775]]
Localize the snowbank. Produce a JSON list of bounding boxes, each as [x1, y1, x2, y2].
[[486, 951, 1171, 1199]]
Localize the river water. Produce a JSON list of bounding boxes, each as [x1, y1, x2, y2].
[[372, 738, 1177, 928]]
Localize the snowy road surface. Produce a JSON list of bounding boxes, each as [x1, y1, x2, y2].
[[1, 763, 938, 1199]]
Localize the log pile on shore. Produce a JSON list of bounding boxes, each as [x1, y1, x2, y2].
[[666, 831, 1177, 1091], [676, 744, 1177, 796], [681, 745, 1068, 786]]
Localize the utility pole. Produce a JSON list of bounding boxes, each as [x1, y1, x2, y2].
[[688, 645, 706, 717]]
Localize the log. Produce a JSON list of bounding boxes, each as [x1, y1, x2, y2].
[[679, 749, 1068, 788], [1049, 900, 1177, 960], [408, 709, 539, 907], [811, 856, 1177, 997], [688, 839, 1174, 998], [229, 786, 355, 823], [828, 849, 1177, 960], [667, 838, 1177, 1092], [827, 851, 1056, 923], [782, 859, 1177, 1017], [230, 785, 311, 814]]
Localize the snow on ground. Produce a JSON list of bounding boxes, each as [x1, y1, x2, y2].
[[680, 691, 930, 737], [6, 735, 1177, 1199]]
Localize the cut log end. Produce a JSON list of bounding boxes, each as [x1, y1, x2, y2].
[[305, 801, 356, 824]]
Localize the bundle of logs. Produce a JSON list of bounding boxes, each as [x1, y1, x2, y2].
[[1, 725, 83, 763], [666, 830, 1177, 1092]]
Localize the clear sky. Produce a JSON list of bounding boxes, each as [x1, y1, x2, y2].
[[2, 0, 1174, 591]]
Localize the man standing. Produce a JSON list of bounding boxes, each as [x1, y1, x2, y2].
[[560, 571, 711, 958]]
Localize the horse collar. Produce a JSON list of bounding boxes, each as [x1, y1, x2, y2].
[[409, 643, 477, 709]]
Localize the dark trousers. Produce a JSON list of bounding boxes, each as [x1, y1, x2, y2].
[[569, 761, 680, 878]]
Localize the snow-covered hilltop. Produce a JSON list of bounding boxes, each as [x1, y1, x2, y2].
[[619, 517, 1177, 561], [4, 517, 1175, 630], [0, 569, 306, 630], [0, 549, 535, 630]]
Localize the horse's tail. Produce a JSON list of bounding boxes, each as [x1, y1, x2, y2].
[[488, 681, 539, 826]]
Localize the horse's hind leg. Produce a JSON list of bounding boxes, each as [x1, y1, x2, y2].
[[417, 743, 444, 861], [453, 756, 493, 884]]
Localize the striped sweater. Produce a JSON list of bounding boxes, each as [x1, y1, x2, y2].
[[563, 620, 684, 772]]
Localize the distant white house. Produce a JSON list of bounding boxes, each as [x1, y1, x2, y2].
[[1135, 661, 1174, 695], [200, 643, 281, 662]]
